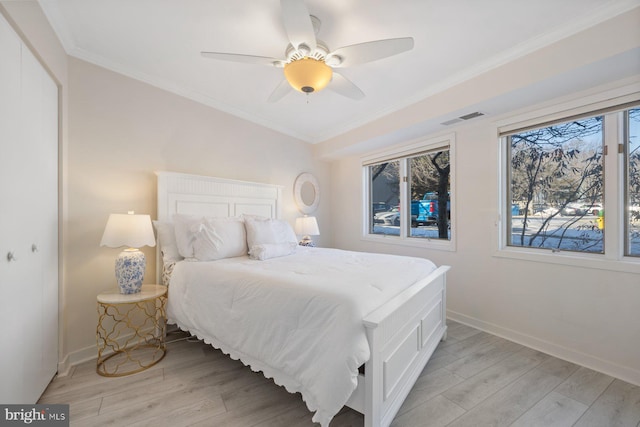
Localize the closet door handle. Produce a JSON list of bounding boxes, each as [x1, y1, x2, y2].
[[6, 251, 17, 262]]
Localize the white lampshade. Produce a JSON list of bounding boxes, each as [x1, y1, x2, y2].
[[100, 212, 156, 248], [100, 212, 155, 294], [295, 216, 320, 247], [295, 216, 320, 236]]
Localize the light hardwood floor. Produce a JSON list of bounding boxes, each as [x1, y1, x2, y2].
[[39, 320, 640, 426]]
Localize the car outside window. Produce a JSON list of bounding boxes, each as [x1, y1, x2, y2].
[[369, 161, 400, 236]]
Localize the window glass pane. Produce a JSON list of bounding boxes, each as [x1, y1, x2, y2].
[[626, 108, 640, 256], [409, 150, 450, 240], [370, 161, 400, 236], [508, 115, 604, 253]]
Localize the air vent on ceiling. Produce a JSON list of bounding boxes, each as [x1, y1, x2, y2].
[[441, 118, 463, 126], [459, 111, 485, 120], [441, 111, 485, 126]]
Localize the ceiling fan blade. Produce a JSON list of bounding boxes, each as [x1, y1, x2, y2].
[[267, 79, 293, 103], [201, 52, 281, 66], [280, 0, 316, 52], [328, 37, 414, 68], [328, 71, 365, 100]]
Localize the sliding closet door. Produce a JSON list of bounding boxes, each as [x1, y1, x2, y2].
[[0, 10, 27, 404], [19, 36, 59, 403], [0, 12, 59, 404]]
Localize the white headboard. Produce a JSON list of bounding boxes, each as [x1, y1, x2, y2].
[[156, 171, 283, 221], [155, 171, 284, 280]]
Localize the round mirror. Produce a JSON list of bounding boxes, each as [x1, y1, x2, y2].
[[300, 181, 316, 206], [294, 173, 320, 214]]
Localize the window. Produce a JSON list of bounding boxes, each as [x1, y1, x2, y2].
[[408, 151, 451, 240], [625, 108, 640, 256], [502, 103, 640, 261], [369, 160, 400, 234], [364, 135, 454, 249], [506, 115, 604, 254]]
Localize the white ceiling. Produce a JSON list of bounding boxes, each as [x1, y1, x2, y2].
[[39, 0, 640, 143]]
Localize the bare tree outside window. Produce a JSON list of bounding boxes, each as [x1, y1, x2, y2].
[[508, 116, 604, 253], [626, 108, 640, 256]]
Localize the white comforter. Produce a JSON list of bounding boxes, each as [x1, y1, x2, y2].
[[167, 247, 437, 426]]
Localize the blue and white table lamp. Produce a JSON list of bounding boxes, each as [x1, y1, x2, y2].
[[295, 215, 320, 247], [100, 211, 156, 294]]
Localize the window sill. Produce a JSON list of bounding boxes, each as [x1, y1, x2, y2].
[[362, 234, 456, 252], [494, 246, 640, 274]]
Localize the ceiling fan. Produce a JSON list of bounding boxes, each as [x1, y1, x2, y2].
[[200, 0, 414, 102]]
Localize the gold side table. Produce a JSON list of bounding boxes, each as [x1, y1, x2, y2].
[[96, 284, 167, 377]]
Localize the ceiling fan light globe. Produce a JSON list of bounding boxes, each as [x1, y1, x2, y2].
[[283, 58, 333, 94]]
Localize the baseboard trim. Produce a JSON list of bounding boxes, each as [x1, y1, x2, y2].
[[56, 327, 158, 378], [57, 344, 98, 378], [57, 354, 72, 378], [447, 309, 640, 387]]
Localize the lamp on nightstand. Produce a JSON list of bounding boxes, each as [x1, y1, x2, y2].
[[100, 211, 156, 294], [295, 215, 320, 247]]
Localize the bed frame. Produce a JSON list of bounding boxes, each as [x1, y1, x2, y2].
[[156, 171, 449, 427]]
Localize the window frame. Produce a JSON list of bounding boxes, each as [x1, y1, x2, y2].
[[496, 90, 640, 274], [362, 133, 456, 251]]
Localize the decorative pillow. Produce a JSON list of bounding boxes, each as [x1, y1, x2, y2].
[[192, 217, 247, 261], [161, 261, 176, 286], [152, 220, 183, 262], [244, 217, 297, 248], [249, 242, 297, 260]]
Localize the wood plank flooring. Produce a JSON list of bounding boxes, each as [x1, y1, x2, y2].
[[38, 320, 640, 426]]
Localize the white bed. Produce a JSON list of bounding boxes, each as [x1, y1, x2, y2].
[[156, 171, 450, 427]]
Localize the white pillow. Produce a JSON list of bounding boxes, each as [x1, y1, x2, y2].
[[173, 214, 247, 261], [244, 217, 297, 248], [173, 214, 202, 259], [152, 220, 183, 262], [192, 217, 247, 261], [249, 242, 297, 260]]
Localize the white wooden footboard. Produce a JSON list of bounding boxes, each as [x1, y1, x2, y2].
[[346, 265, 449, 427]]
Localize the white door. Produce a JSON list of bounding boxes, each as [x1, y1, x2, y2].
[[0, 11, 28, 403], [0, 12, 59, 404]]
